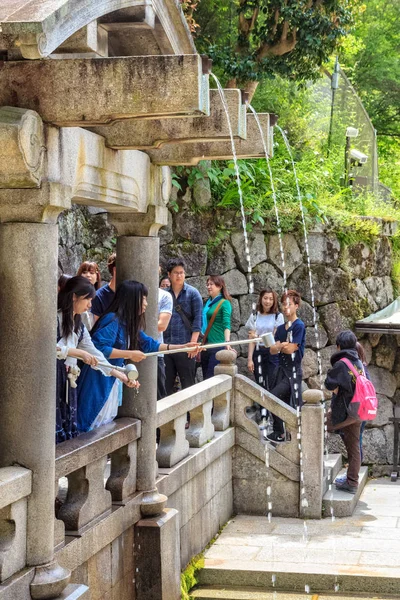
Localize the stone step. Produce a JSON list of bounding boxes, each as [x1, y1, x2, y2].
[[192, 587, 397, 600], [322, 466, 369, 518], [198, 565, 400, 596], [322, 453, 343, 496]]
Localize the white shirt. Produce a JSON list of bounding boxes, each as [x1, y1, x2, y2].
[[158, 289, 173, 357], [245, 312, 284, 346], [56, 311, 112, 375]]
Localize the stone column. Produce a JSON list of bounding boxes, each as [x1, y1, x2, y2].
[[214, 350, 238, 426], [0, 223, 70, 597], [116, 234, 166, 516], [300, 389, 324, 519]]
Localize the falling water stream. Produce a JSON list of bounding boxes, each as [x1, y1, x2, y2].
[[211, 78, 337, 596]]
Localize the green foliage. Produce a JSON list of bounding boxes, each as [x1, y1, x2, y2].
[[194, 0, 358, 85]]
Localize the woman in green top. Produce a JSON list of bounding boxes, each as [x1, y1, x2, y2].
[[201, 275, 232, 379]]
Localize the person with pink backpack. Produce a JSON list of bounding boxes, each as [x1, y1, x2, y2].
[[325, 330, 378, 494]]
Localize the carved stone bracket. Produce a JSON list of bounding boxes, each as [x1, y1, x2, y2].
[[109, 205, 169, 237], [0, 107, 45, 188], [157, 414, 190, 468], [0, 183, 71, 224], [186, 400, 215, 448], [106, 441, 138, 504]]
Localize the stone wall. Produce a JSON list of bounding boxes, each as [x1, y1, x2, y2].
[[58, 204, 398, 471]]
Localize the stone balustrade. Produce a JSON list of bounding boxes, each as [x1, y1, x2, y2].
[[0, 466, 32, 583], [156, 374, 232, 468], [55, 418, 141, 540]]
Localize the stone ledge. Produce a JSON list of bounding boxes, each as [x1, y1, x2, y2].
[[157, 429, 235, 498], [0, 466, 32, 510], [157, 375, 232, 428], [56, 418, 141, 478], [322, 466, 369, 518]]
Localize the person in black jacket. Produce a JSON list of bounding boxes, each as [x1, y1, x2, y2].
[[325, 330, 363, 494]]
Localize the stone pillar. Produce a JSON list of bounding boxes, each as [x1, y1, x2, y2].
[[300, 389, 324, 519], [116, 235, 166, 516], [214, 350, 237, 426], [0, 223, 70, 597]]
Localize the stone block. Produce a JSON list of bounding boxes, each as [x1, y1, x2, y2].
[[368, 365, 397, 397], [0, 55, 209, 125], [111, 527, 135, 588], [352, 279, 378, 313], [362, 428, 388, 464], [230, 298, 241, 332], [359, 338, 373, 365], [185, 276, 208, 298], [318, 303, 349, 345], [147, 113, 272, 166], [231, 230, 267, 272], [384, 423, 394, 465], [366, 394, 393, 428], [0, 498, 27, 582], [297, 300, 319, 327], [374, 335, 397, 371], [372, 237, 392, 276], [319, 345, 337, 374], [288, 266, 351, 306], [207, 240, 237, 275], [364, 276, 394, 310], [305, 325, 328, 349], [87, 545, 112, 600], [174, 210, 216, 246], [239, 294, 258, 326], [302, 348, 319, 379], [0, 466, 32, 511], [340, 241, 374, 279], [301, 403, 324, 519], [251, 263, 284, 295], [268, 233, 302, 276], [160, 242, 207, 277], [135, 509, 181, 600], [223, 269, 248, 296], [299, 233, 340, 266], [94, 88, 246, 149], [0, 107, 45, 188]]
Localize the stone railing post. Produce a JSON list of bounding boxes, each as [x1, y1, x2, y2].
[[300, 389, 324, 519], [214, 350, 237, 427]]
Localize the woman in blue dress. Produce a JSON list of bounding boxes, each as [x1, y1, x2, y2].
[[56, 276, 135, 444], [77, 280, 199, 432]]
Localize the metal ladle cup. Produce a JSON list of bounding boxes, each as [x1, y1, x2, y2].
[[97, 362, 139, 381]]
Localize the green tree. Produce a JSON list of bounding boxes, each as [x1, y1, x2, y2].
[[193, 0, 358, 97]]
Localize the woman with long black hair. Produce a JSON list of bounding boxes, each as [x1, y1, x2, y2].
[[77, 280, 199, 432], [56, 276, 135, 444]]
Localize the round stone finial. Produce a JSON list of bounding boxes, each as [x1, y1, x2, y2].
[[215, 349, 237, 364], [302, 389, 323, 404]]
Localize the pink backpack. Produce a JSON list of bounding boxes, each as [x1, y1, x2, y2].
[[340, 358, 378, 422]]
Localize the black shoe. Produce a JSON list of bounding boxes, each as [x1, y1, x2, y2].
[[335, 480, 357, 494], [266, 431, 285, 444]]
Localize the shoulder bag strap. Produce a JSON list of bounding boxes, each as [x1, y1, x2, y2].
[[203, 299, 225, 345], [170, 291, 193, 332]]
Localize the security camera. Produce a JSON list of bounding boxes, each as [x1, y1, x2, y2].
[[350, 149, 368, 165]]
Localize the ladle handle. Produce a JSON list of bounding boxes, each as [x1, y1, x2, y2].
[[143, 337, 264, 358]]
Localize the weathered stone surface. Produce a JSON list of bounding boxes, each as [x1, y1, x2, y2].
[[305, 325, 328, 349], [223, 269, 248, 296], [174, 210, 216, 246], [193, 175, 212, 209], [362, 428, 387, 464], [0, 107, 45, 188], [231, 230, 267, 272], [160, 243, 207, 277], [159, 210, 173, 246], [352, 278, 378, 313], [299, 233, 340, 266], [297, 300, 319, 327], [374, 335, 397, 371], [320, 345, 337, 374], [368, 365, 397, 397], [239, 294, 258, 326], [251, 263, 283, 295], [373, 237, 392, 276], [318, 303, 346, 345], [384, 423, 394, 465], [230, 298, 241, 333], [359, 338, 372, 365], [340, 242, 374, 279], [237, 326, 250, 358], [366, 394, 393, 428], [288, 265, 351, 305], [0, 55, 209, 125], [308, 376, 331, 399], [363, 276, 394, 310], [369, 333, 382, 348], [184, 276, 208, 298], [268, 233, 302, 276], [302, 348, 319, 379], [207, 240, 237, 275]]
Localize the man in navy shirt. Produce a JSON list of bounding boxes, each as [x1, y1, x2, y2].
[[91, 253, 116, 323], [267, 289, 306, 443], [163, 258, 203, 395]]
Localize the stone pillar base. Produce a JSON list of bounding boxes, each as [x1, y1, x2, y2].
[[58, 585, 89, 599], [140, 488, 168, 518], [30, 561, 71, 600], [135, 508, 180, 600]]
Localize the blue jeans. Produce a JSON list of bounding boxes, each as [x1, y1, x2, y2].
[[201, 347, 220, 380]]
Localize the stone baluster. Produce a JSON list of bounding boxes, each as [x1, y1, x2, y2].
[[214, 349, 237, 426], [300, 389, 324, 519], [106, 441, 138, 504], [186, 400, 215, 447], [58, 457, 112, 533], [157, 414, 190, 468]]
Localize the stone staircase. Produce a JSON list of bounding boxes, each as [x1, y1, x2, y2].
[[322, 453, 369, 518], [192, 589, 397, 599]]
